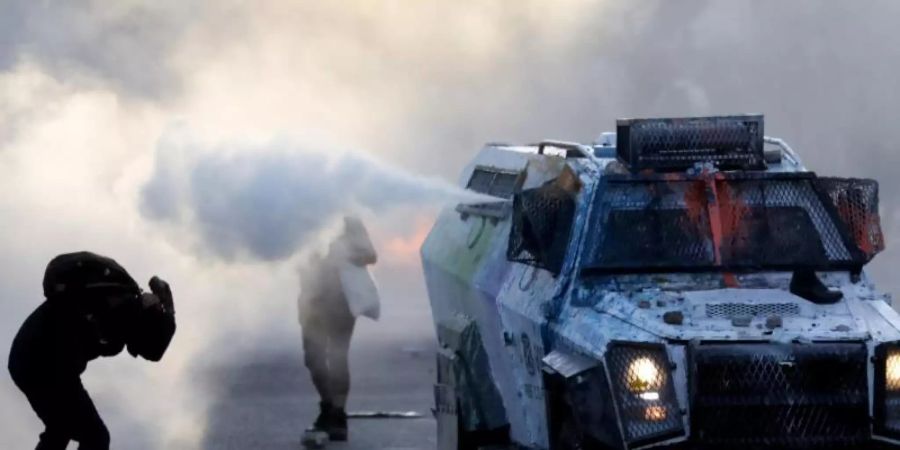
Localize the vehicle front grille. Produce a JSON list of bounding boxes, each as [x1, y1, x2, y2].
[[691, 342, 869, 449]]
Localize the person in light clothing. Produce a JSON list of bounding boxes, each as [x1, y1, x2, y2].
[[298, 216, 379, 442]]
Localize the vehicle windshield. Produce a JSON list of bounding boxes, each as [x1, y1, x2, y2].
[[580, 172, 883, 274]]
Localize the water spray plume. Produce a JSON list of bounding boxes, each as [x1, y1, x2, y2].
[[140, 129, 480, 262]]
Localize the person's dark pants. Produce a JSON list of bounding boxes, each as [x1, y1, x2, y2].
[[9, 374, 109, 450], [9, 301, 109, 450], [301, 311, 356, 409]]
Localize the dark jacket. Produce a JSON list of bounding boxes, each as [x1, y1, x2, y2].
[[8, 294, 140, 383], [8, 252, 175, 382]]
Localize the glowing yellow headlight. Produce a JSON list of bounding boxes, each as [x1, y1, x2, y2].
[[626, 357, 663, 393], [886, 352, 900, 391]]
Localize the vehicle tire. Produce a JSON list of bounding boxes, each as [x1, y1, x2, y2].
[[553, 414, 584, 450], [457, 413, 510, 450]]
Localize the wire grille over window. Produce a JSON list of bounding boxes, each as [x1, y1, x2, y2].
[[606, 343, 684, 446], [692, 343, 868, 448], [593, 180, 714, 268], [813, 177, 885, 259], [721, 179, 850, 262], [583, 173, 884, 273], [507, 181, 574, 274], [466, 167, 521, 199], [705, 303, 800, 319]]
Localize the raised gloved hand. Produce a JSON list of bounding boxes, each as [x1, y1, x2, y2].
[[149, 276, 175, 314], [125, 276, 177, 361]]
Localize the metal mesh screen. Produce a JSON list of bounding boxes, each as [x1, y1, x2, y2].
[[705, 302, 800, 319], [884, 351, 900, 435], [875, 344, 900, 438], [507, 182, 575, 274], [584, 174, 882, 273], [692, 343, 868, 449], [606, 343, 683, 446], [718, 179, 850, 262], [885, 394, 900, 436], [591, 180, 714, 269], [617, 115, 765, 172], [813, 177, 885, 259]]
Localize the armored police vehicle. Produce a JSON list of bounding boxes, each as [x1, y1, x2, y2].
[[421, 115, 897, 449]]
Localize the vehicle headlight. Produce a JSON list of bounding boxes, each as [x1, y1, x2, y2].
[[626, 356, 663, 394], [875, 343, 900, 437], [607, 343, 684, 447], [887, 352, 900, 390]]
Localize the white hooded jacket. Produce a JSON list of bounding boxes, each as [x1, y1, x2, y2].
[[298, 218, 380, 323]]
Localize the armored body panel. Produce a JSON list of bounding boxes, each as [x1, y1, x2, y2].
[[422, 115, 899, 450]]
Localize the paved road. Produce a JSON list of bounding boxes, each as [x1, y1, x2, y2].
[[201, 330, 438, 450]]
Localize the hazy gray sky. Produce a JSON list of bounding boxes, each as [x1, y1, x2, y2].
[[2, 1, 899, 448]]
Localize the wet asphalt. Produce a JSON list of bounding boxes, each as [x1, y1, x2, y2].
[[201, 328, 438, 450]]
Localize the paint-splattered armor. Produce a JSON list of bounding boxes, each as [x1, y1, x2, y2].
[[422, 116, 900, 449]]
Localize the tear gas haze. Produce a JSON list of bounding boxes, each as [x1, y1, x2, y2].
[[1, 1, 900, 449]]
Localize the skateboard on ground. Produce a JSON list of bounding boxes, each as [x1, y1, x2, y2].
[[300, 410, 423, 447]]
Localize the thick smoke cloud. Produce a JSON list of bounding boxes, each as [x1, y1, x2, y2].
[[0, 0, 190, 97], [3, 1, 900, 449], [140, 132, 474, 261]]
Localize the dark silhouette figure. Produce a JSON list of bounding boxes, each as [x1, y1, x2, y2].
[[7, 252, 176, 450]]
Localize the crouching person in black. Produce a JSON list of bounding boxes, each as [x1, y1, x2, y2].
[[7, 251, 176, 450]]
